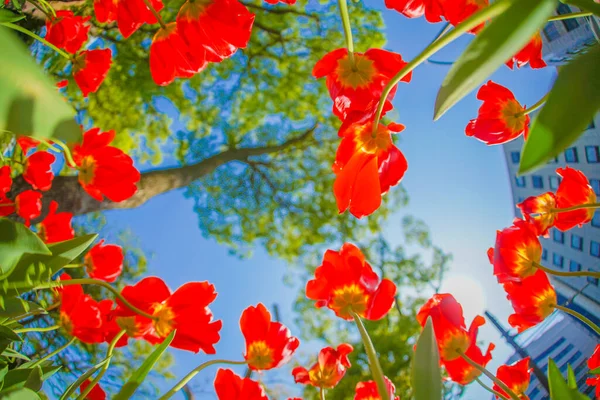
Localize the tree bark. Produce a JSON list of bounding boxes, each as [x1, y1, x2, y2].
[[10, 126, 316, 217]]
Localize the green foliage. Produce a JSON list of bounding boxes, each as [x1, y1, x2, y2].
[[0, 9, 24, 23], [0, 27, 79, 143], [434, 0, 557, 119], [519, 45, 600, 173], [0, 218, 50, 279], [564, 0, 600, 16], [113, 330, 176, 400], [548, 360, 590, 399], [412, 317, 442, 400]]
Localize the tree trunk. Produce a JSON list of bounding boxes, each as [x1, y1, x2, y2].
[[10, 126, 316, 217]]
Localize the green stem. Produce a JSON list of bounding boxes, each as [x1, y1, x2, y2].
[[457, 349, 520, 400], [337, 0, 355, 65], [53, 139, 77, 168], [534, 262, 600, 279], [30, 337, 76, 368], [372, 0, 511, 132], [320, 388, 326, 400], [37, 278, 157, 321], [551, 202, 600, 213], [553, 304, 600, 336], [548, 11, 592, 21], [351, 311, 389, 400], [76, 330, 126, 400], [0, 22, 71, 59], [475, 377, 509, 400], [519, 93, 549, 116], [14, 325, 59, 334], [431, 22, 452, 43], [158, 360, 247, 400], [141, 0, 167, 29]]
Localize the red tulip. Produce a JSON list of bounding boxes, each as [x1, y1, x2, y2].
[[23, 151, 55, 191], [72, 128, 140, 202], [306, 243, 397, 321], [177, 0, 254, 62], [214, 369, 268, 400], [354, 376, 399, 400], [487, 219, 542, 283], [58, 273, 104, 343], [85, 240, 124, 282], [73, 49, 112, 97], [586, 345, 600, 399], [117, 277, 222, 353], [313, 48, 411, 120], [493, 357, 532, 399], [506, 33, 546, 70], [80, 379, 107, 400], [15, 190, 42, 226], [466, 81, 529, 145], [45, 10, 90, 54], [292, 343, 353, 389], [37, 201, 75, 244], [240, 303, 299, 370]]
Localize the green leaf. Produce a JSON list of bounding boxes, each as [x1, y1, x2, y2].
[[0, 10, 24, 23], [0, 27, 80, 143], [1, 348, 30, 361], [114, 330, 176, 400], [0, 387, 40, 400], [59, 358, 110, 400], [434, 0, 558, 119], [1, 233, 97, 297], [564, 0, 600, 17], [0, 326, 21, 342], [548, 359, 589, 399], [0, 298, 45, 323], [567, 364, 577, 389], [590, 366, 600, 375], [23, 367, 41, 392], [519, 45, 600, 173], [412, 317, 442, 400], [1, 366, 60, 392], [0, 219, 51, 279], [0, 365, 8, 383]]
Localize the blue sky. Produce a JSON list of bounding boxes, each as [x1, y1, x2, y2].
[[95, 2, 557, 399]]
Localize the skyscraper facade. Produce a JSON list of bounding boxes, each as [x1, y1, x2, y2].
[[495, 5, 600, 399]]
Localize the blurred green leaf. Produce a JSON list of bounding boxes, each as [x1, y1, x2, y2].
[[0, 387, 41, 399], [590, 367, 600, 375], [1, 348, 29, 361], [1, 233, 97, 297], [519, 45, 600, 173], [564, 0, 600, 16], [0, 10, 24, 23], [23, 367, 42, 392], [567, 365, 577, 389], [1, 366, 60, 392], [114, 330, 176, 400], [0, 27, 80, 142], [0, 298, 45, 323], [434, 0, 557, 119], [0, 218, 50, 279], [412, 317, 442, 400], [548, 359, 589, 399], [0, 326, 21, 342]]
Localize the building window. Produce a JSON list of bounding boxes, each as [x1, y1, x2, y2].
[[511, 151, 520, 164], [557, 3, 580, 31], [532, 175, 544, 189], [592, 211, 600, 228], [569, 260, 581, 272], [542, 248, 548, 260], [553, 253, 564, 267], [586, 146, 600, 163], [543, 23, 561, 42], [587, 120, 596, 130], [547, 157, 559, 164], [549, 176, 560, 190], [571, 234, 583, 250], [588, 271, 599, 287], [591, 179, 600, 195], [553, 229, 564, 244], [591, 241, 600, 258], [564, 147, 579, 163], [515, 176, 526, 188]]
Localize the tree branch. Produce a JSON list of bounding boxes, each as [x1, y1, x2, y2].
[[10, 125, 317, 217]]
